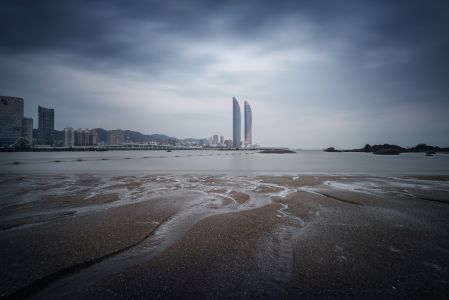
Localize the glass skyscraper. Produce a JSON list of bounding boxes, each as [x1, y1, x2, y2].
[[37, 105, 55, 146], [232, 97, 241, 148], [0, 96, 24, 147], [244, 101, 252, 147]]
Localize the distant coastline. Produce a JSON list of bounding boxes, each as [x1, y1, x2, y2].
[[324, 143, 449, 155]]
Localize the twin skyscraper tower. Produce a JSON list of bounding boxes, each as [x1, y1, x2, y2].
[[232, 97, 252, 148]]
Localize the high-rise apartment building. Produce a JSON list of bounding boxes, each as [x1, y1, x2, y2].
[[74, 129, 88, 146], [224, 139, 233, 148], [22, 117, 33, 145], [244, 101, 252, 147], [232, 97, 241, 148], [64, 127, 74, 147], [66, 128, 97, 147], [0, 96, 24, 147], [90, 129, 98, 146], [213, 134, 219, 146], [108, 129, 125, 145], [37, 105, 55, 145]]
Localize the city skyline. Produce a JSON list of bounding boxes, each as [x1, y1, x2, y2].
[[1, 1, 449, 148], [3, 93, 449, 150], [1, 95, 237, 147]]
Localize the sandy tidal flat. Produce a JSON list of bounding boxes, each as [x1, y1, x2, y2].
[[0, 174, 449, 299]]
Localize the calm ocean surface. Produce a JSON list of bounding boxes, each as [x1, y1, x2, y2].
[[1, 150, 449, 176]]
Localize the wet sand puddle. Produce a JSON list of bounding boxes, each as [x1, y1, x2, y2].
[[3, 174, 448, 298], [298, 176, 449, 204], [252, 202, 306, 298], [1, 174, 298, 298], [253, 176, 449, 298]]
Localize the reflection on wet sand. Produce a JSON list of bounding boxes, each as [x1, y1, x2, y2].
[[0, 174, 448, 299]]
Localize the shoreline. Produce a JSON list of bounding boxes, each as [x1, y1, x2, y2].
[[0, 147, 261, 153]]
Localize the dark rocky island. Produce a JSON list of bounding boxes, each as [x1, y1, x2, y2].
[[323, 147, 342, 153], [372, 148, 401, 155], [323, 143, 449, 155], [259, 148, 296, 154]]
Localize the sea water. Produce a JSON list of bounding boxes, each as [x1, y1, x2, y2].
[[1, 150, 449, 175]]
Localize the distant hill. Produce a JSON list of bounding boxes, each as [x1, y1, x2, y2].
[[124, 130, 176, 144]]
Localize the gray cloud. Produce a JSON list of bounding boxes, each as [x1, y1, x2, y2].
[[1, 0, 448, 148]]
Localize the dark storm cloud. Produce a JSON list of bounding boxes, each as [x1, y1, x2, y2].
[[1, 0, 448, 72], [0, 0, 217, 72], [1, 0, 448, 96], [1, 0, 449, 147]]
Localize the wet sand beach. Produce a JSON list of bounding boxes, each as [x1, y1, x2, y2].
[[0, 174, 448, 299]]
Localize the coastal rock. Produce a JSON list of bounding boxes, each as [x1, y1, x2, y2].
[[362, 144, 372, 152], [373, 148, 401, 155], [426, 151, 436, 156], [259, 149, 296, 154], [323, 147, 342, 153], [336, 143, 449, 154]]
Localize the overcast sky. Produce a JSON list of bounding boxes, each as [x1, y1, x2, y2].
[[1, 0, 448, 148]]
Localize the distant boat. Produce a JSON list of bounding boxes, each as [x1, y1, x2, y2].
[[426, 151, 436, 156], [167, 149, 172, 152]]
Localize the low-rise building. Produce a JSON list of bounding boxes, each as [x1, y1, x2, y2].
[[224, 139, 233, 148], [22, 117, 33, 145], [108, 129, 125, 145], [64, 127, 74, 147]]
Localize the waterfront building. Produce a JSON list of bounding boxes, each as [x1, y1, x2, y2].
[[108, 129, 125, 145], [68, 128, 98, 146], [233, 97, 241, 148], [213, 134, 219, 146], [244, 100, 252, 147], [90, 129, 98, 145], [74, 129, 90, 146], [80, 129, 89, 146], [0, 96, 24, 147], [224, 139, 233, 148], [64, 127, 74, 147], [37, 105, 55, 146], [22, 117, 33, 145], [32, 129, 38, 144], [220, 135, 224, 146]]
